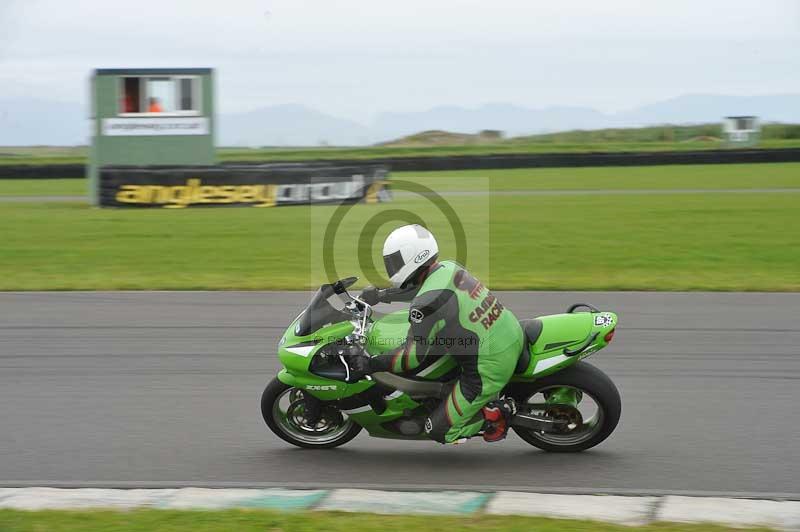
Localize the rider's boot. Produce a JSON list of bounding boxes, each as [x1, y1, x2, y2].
[[481, 398, 516, 442]]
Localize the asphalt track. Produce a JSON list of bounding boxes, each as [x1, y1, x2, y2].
[[1, 291, 798, 497]]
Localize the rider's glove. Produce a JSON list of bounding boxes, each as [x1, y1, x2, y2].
[[350, 351, 373, 374], [360, 286, 381, 306], [347, 348, 374, 382]]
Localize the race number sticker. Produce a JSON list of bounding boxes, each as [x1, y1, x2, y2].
[[594, 313, 614, 327]]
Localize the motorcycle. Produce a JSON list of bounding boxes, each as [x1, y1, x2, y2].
[[261, 276, 621, 452]]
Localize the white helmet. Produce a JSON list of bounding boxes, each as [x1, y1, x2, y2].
[[382, 224, 439, 287]]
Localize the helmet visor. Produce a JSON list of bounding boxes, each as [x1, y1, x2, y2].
[[383, 250, 405, 279]]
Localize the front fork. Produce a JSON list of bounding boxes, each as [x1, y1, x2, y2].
[[300, 390, 323, 426]]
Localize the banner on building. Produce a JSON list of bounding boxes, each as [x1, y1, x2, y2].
[[101, 117, 210, 136], [99, 163, 391, 208]]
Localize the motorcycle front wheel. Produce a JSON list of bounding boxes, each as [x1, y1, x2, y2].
[[509, 361, 621, 452], [261, 378, 362, 449]]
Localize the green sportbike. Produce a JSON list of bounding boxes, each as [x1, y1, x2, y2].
[[261, 277, 621, 452]]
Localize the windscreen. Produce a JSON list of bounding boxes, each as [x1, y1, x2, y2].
[[294, 283, 352, 336]]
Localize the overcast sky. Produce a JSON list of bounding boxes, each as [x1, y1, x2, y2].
[[0, 0, 798, 122]]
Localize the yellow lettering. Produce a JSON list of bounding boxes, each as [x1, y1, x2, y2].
[[216, 186, 238, 203], [238, 185, 258, 203], [115, 185, 141, 203], [254, 184, 277, 207], [196, 186, 216, 203], [163, 186, 191, 209], [115, 179, 286, 208], [364, 180, 387, 204]]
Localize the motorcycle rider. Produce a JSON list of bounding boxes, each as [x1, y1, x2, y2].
[[351, 224, 525, 443]]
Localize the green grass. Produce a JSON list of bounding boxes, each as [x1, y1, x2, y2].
[[512, 123, 800, 144], [0, 146, 87, 165], [215, 139, 800, 162], [1, 187, 798, 291], [2, 163, 798, 197], [485, 192, 800, 291], [0, 178, 86, 196], [0, 509, 774, 532], [395, 162, 800, 192]]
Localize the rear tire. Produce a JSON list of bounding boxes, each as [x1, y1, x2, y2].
[[510, 362, 621, 452], [261, 378, 362, 449]]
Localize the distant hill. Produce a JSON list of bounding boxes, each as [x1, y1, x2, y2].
[[372, 95, 800, 141], [615, 94, 800, 126], [218, 104, 371, 147], [371, 103, 608, 142], [1, 93, 798, 146], [377, 129, 506, 147], [378, 122, 800, 148]]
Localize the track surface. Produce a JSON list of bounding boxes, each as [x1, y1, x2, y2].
[[1, 291, 798, 496]]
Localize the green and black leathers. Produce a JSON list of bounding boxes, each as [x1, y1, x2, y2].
[[369, 261, 524, 443]]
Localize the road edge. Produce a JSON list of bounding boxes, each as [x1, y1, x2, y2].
[[1, 488, 798, 529]]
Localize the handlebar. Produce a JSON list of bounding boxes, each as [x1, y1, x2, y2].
[[359, 285, 417, 305], [332, 276, 359, 294]]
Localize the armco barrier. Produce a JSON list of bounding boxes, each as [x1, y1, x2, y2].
[[2, 147, 800, 179]]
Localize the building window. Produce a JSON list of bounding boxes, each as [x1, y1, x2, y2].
[[146, 78, 174, 112], [179, 78, 196, 111], [119, 76, 200, 116], [736, 117, 755, 131], [122, 77, 141, 113]]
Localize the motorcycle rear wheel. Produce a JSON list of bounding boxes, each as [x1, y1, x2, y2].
[[261, 378, 362, 449], [510, 361, 621, 452]]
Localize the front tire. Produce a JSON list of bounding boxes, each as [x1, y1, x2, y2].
[[261, 378, 362, 449], [510, 362, 621, 452]]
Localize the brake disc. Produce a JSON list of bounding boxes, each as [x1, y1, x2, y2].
[[545, 404, 583, 433], [286, 399, 343, 434]]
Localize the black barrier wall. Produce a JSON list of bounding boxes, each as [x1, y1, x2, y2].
[[99, 164, 390, 208], [2, 147, 800, 179], [0, 164, 89, 179], [369, 147, 800, 171]]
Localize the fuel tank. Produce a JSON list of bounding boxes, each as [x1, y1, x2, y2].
[[366, 310, 410, 356]]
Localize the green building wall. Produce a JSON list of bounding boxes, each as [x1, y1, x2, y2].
[[88, 68, 215, 205]]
